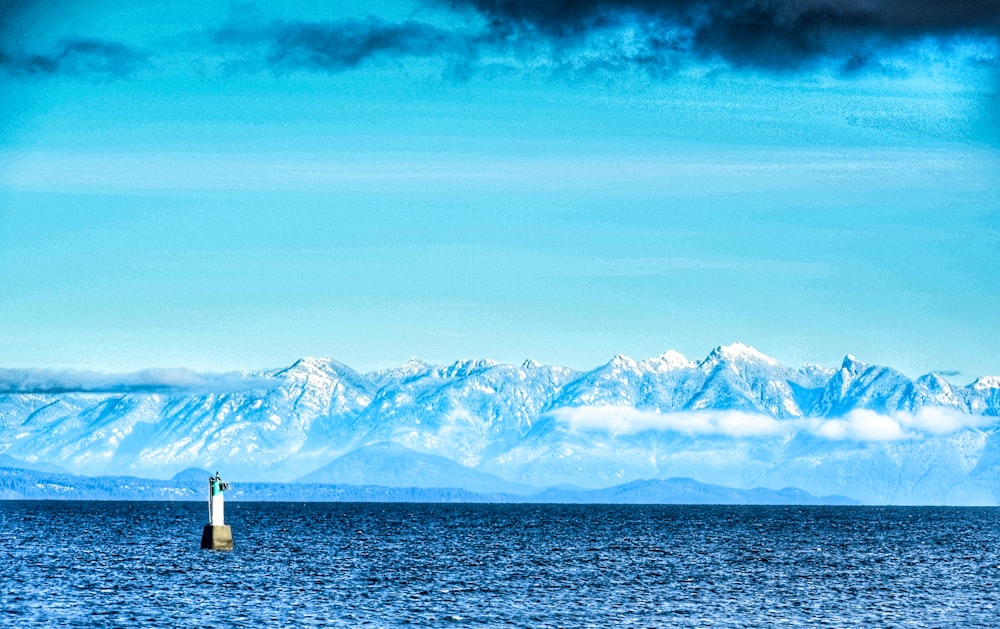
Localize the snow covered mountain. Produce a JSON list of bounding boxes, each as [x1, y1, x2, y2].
[[2, 343, 999, 504]]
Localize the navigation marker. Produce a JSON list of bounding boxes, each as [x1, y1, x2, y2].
[[200, 471, 233, 550]]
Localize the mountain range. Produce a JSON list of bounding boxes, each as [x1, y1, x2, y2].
[[2, 343, 998, 505]]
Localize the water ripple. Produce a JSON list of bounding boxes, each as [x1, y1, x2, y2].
[[1, 502, 998, 627]]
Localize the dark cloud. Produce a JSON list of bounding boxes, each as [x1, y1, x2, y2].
[[0, 0, 39, 44], [0, 37, 147, 77], [204, 1, 1000, 78], [0, 368, 280, 395], [934, 370, 963, 378], [215, 16, 477, 74], [450, 0, 1000, 36], [443, 0, 1000, 70], [4, 1, 997, 81]]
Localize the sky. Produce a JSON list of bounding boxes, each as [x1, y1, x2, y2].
[[0, 0, 999, 381]]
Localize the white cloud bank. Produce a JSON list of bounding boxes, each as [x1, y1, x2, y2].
[[550, 405, 997, 442], [549, 406, 787, 438], [0, 368, 279, 395]]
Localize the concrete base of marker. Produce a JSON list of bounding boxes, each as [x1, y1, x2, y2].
[[201, 524, 234, 550]]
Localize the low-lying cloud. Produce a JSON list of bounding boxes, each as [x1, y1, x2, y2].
[[0, 368, 279, 395], [550, 405, 788, 438], [551, 404, 995, 442]]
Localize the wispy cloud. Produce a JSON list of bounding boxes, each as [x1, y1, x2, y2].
[[0, 368, 279, 395], [934, 370, 962, 378], [551, 404, 996, 442], [214, 15, 478, 75], [0, 37, 147, 78]]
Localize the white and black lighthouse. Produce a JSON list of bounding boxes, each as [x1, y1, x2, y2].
[[200, 471, 234, 550]]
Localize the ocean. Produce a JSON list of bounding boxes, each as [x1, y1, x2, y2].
[[1, 501, 998, 627]]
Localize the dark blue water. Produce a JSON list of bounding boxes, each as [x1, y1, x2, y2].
[[1, 502, 998, 627]]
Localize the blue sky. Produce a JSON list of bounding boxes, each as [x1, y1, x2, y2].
[[1, 0, 999, 380]]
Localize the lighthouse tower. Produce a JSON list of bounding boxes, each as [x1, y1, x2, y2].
[[200, 472, 234, 550]]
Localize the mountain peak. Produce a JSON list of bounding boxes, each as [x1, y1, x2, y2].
[[289, 356, 337, 370], [972, 375, 1000, 391], [918, 371, 949, 385], [441, 358, 498, 378], [399, 357, 430, 374], [641, 350, 695, 372], [701, 342, 778, 368], [841, 354, 867, 372], [280, 356, 349, 378], [609, 353, 637, 368], [521, 359, 542, 369], [372, 358, 429, 379]]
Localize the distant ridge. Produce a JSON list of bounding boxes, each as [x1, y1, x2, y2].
[[0, 466, 857, 505], [0, 454, 69, 475], [171, 467, 212, 482], [298, 442, 536, 495], [532, 478, 857, 505]]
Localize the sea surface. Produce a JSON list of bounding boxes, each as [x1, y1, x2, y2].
[[1, 502, 998, 627]]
